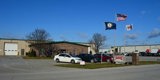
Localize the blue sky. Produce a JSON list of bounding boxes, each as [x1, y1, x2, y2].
[[0, 0, 160, 47]]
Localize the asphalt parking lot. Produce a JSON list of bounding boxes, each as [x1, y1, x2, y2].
[[0, 56, 76, 74], [1, 56, 160, 80]]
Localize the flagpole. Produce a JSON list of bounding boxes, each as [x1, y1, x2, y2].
[[114, 29, 116, 55], [124, 24, 133, 53], [114, 14, 117, 55], [115, 13, 127, 54], [124, 24, 126, 53], [105, 21, 117, 56], [124, 33, 126, 53]]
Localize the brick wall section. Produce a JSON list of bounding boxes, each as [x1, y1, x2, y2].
[[53, 43, 88, 55]]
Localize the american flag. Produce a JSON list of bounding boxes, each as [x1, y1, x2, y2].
[[117, 14, 127, 21]]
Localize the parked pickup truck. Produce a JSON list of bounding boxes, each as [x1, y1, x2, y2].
[[114, 55, 132, 64]]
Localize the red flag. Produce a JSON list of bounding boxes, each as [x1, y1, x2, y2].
[[126, 24, 133, 31]]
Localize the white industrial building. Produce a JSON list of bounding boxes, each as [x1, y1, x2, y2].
[[112, 44, 160, 53], [99, 48, 110, 53]]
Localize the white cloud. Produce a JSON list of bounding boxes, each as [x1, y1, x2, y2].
[[148, 28, 160, 38], [125, 34, 138, 40], [76, 32, 88, 39], [59, 34, 67, 41]]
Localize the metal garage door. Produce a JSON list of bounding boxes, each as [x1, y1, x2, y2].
[[4, 43, 18, 55]]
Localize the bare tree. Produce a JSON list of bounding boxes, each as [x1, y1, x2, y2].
[[89, 33, 106, 53], [29, 43, 59, 57], [26, 28, 51, 43], [26, 28, 52, 56]]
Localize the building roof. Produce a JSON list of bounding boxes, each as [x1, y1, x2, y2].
[[112, 44, 160, 47], [0, 38, 90, 47], [0, 38, 26, 41], [49, 41, 90, 47]]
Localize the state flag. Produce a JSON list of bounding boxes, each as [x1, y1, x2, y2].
[[105, 22, 116, 30], [117, 14, 127, 21], [126, 24, 133, 31]]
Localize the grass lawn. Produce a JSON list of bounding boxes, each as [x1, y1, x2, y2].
[[139, 61, 160, 65], [55, 61, 160, 69]]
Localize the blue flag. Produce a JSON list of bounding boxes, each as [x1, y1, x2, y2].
[[105, 22, 116, 30]]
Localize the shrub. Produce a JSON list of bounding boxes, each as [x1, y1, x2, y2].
[[26, 49, 36, 57]]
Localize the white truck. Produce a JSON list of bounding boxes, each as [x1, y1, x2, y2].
[[114, 55, 132, 64], [151, 49, 158, 53], [147, 48, 159, 56]]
